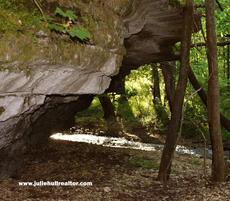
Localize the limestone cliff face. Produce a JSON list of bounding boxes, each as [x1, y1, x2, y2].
[[0, 0, 126, 122], [0, 0, 184, 178], [0, 0, 126, 178]]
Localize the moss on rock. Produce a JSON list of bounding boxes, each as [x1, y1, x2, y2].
[[0, 0, 126, 74], [0, 0, 44, 34]]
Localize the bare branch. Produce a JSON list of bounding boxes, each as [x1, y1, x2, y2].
[[191, 40, 230, 48], [216, 0, 224, 11]]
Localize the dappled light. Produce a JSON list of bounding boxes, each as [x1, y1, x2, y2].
[[50, 132, 230, 159]]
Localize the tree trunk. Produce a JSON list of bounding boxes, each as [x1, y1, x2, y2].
[[99, 94, 123, 137], [160, 62, 176, 112], [152, 64, 161, 103], [99, 94, 116, 120], [205, 0, 225, 182], [158, 0, 194, 182], [188, 66, 230, 132], [151, 64, 169, 126]]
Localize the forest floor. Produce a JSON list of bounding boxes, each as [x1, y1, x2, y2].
[[0, 129, 230, 201]]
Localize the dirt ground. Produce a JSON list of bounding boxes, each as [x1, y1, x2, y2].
[[0, 137, 229, 201]]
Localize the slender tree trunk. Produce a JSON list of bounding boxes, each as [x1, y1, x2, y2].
[[99, 95, 116, 119], [188, 66, 230, 132], [158, 0, 194, 182], [99, 94, 123, 137], [152, 64, 169, 126], [160, 62, 176, 112], [205, 0, 225, 182], [152, 64, 161, 103]]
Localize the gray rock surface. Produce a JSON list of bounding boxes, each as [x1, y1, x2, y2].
[[0, 0, 184, 178], [0, 0, 125, 178], [122, 0, 183, 67], [110, 0, 185, 92]]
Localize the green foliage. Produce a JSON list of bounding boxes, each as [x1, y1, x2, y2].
[[188, 0, 230, 140], [75, 97, 105, 129], [222, 129, 230, 140], [182, 92, 209, 139], [125, 65, 156, 125], [55, 7, 78, 21], [215, 0, 230, 37], [116, 97, 136, 122], [74, 0, 230, 141], [129, 157, 159, 169], [67, 27, 91, 41], [190, 157, 201, 166], [48, 7, 91, 41], [48, 23, 65, 33], [76, 97, 103, 118], [0, 0, 26, 10]]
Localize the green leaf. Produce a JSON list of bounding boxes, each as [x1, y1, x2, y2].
[[48, 23, 66, 33], [67, 26, 91, 40], [55, 7, 78, 21], [65, 10, 78, 21], [55, 7, 66, 18]]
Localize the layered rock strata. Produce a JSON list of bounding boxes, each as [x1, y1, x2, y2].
[[0, 0, 184, 177]]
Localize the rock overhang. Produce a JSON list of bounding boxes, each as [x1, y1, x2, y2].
[[0, 0, 126, 121], [0, 0, 193, 178], [0, 0, 126, 177], [122, 0, 184, 67]]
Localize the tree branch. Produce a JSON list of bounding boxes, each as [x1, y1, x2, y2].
[[216, 0, 224, 11], [191, 40, 230, 48], [188, 66, 230, 132]]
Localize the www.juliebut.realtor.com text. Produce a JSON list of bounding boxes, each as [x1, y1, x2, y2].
[[18, 181, 93, 187]]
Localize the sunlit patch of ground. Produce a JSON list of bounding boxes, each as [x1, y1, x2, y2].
[[0, 135, 229, 201], [50, 133, 210, 157]]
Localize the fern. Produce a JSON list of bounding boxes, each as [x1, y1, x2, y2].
[[55, 7, 78, 21], [67, 27, 91, 41], [48, 7, 91, 41], [48, 23, 66, 33]]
